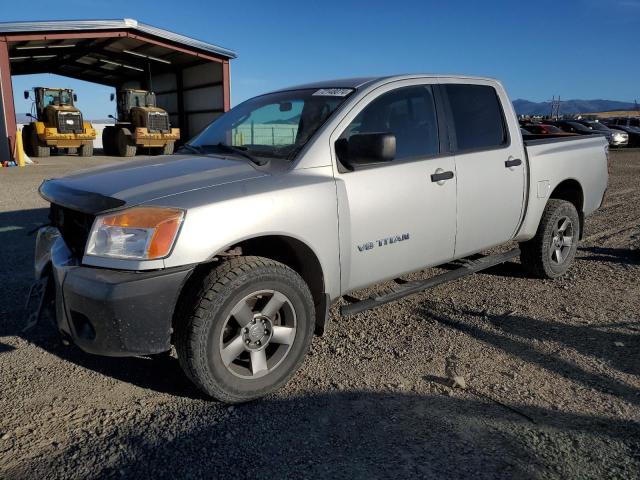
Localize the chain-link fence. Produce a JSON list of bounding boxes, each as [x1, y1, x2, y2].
[[232, 123, 298, 146]]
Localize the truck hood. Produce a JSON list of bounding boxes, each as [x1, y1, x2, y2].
[[39, 154, 267, 214]]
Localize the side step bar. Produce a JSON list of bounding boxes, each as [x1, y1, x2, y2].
[[340, 248, 520, 316]]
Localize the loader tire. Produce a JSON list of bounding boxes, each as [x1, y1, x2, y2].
[[116, 128, 137, 157], [79, 142, 93, 157], [29, 126, 50, 158]]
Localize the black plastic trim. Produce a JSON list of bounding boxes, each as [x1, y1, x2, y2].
[[39, 180, 125, 215], [431, 170, 455, 182], [60, 264, 194, 356], [505, 158, 522, 168], [340, 249, 520, 316]]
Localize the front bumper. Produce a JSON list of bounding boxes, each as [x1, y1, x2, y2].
[[40, 229, 193, 357], [134, 128, 180, 146]]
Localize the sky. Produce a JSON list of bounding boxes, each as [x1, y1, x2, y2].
[[5, 0, 640, 119]]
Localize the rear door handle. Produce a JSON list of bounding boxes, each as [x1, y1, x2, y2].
[[430, 169, 454, 184], [505, 158, 522, 168]]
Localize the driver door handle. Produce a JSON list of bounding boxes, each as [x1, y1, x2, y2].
[[430, 170, 454, 183]]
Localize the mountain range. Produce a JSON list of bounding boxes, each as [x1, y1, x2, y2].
[[513, 99, 638, 116]]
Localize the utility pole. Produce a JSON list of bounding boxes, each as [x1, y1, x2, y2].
[[549, 95, 561, 119]]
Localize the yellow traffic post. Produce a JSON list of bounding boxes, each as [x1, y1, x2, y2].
[[15, 128, 26, 167]]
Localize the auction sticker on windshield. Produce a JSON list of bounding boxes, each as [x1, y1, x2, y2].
[[312, 88, 353, 96]]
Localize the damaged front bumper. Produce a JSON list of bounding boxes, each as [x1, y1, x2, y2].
[[32, 227, 193, 357]]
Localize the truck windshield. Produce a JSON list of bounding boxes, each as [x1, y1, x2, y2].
[[43, 90, 72, 107], [129, 91, 156, 108], [189, 88, 354, 160]]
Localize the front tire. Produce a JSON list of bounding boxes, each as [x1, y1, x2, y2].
[[160, 142, 175, 155], [102, 126, 116, 155], [520, 199, 580, 279], [79, 142, 93, 157], [116, 128, 137, 157], [29, 126, 50, 157], [175, 256, 315, 403]]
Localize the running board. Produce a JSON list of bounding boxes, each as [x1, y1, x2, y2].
[[340, 248, 520, 316]]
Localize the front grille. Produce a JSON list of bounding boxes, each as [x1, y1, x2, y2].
[[57, 112, 84, 133], [50, 204, 95, 258], [147, 112, 170, 132]]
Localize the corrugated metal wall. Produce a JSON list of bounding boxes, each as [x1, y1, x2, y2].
[[120, 61, 223, 141]]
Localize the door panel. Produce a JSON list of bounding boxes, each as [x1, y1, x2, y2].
[[336, 158, 457, 291], [453, 149, 524, 256], [439, 81, 525, 257], [332, 82, 457, 292]]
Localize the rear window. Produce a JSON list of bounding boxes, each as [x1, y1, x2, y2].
[[444, 84, 508, 152]]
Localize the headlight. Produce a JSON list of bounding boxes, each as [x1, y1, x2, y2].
[[86, 206, 184, 260]]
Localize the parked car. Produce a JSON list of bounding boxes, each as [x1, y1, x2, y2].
[[548, 120, 603, 135], [609, 117, 640, 129], [574, 120, 628, 148], [32, 75, 609, 403], [522, 123, 577, 136], [600, 123, 640, 147]]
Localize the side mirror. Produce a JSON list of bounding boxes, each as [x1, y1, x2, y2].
[[108, 114, 116, 120], [24, 90, 29, 100], [337, 133, 396, 167], [26, 113, 35, 119], [110, 93, 115, 102], [73, 94, 78, 102]]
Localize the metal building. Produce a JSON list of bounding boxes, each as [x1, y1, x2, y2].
[[0, 19, 236, 161]]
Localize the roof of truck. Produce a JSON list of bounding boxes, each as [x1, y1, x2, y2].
[[271, 74, 498, 93]]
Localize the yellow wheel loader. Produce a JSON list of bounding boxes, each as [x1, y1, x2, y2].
[[22, 87, 96, 157], [103, 89, 180, 157]]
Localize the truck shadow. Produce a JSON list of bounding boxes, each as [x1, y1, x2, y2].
[[4, 390, 639, 479], [577, 246, 640, 265], [418, 301, 640, 407], [0, 207, 49, 338]]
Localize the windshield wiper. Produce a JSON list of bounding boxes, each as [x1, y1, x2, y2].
[[211, 143, 267, 166]]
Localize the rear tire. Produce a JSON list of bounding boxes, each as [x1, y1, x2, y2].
[[79, 142, 93, 157], [520, 199, 580, 279], [116, 128, 137, 157], [175, 256, 315, 403], [29, 126, 50, 158]]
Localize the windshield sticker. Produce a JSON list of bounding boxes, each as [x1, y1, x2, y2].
[[312, 88, 353, 97]]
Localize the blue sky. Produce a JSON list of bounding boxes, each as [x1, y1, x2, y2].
[[6, 0, 640, 119]]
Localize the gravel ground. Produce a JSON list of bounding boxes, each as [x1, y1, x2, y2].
[[1, 150, 639, 479]]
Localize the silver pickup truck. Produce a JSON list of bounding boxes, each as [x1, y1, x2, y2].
[[32, 75, 608, 403]]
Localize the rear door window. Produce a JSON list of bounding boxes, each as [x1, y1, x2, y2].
[[443, 84, 508, 152]]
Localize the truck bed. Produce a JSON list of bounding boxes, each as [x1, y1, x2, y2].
[[515, 133, 609, 241]]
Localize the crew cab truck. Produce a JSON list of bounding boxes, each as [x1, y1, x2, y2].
[[32, 75, 608, 403], [102, 89, 180, 157], [22, 87, 96, 157]]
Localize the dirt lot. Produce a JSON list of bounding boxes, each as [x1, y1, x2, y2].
[[1, 150, 639, 479]]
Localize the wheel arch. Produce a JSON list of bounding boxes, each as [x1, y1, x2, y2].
[[548, 178, 585, 238], [172, 234, 330, 338]]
